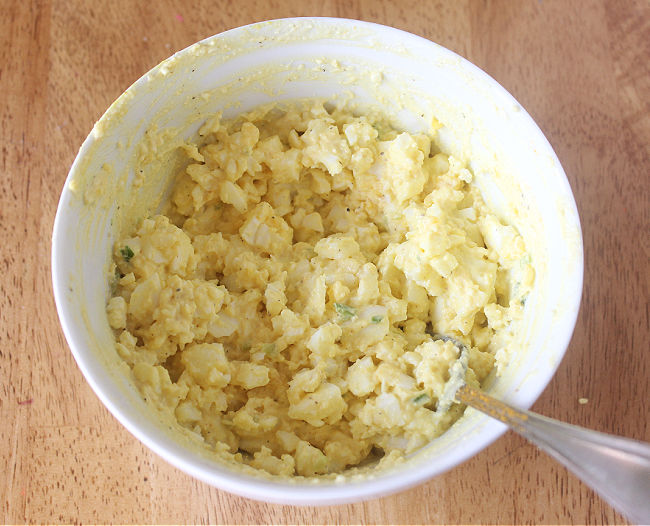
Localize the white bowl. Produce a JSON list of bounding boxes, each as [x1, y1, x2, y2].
[[52, 18, 583, 505]]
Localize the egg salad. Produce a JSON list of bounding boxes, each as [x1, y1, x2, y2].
[[106, 101, 534, 477]]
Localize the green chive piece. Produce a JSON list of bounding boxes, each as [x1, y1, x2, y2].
[[334, 303, 356, 321], [413, 393, 431, 405], [120, 245, 134, 262]]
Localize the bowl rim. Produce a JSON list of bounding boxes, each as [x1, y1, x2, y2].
[[51, 16, 584, 505]]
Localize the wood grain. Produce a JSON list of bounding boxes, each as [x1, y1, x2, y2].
[[2, 0, 648, 523]]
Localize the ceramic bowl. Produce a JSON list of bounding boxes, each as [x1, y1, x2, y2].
[[52, 18, 583, 504]]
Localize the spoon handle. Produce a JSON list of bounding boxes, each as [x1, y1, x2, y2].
[[457, 384, 650, 524]]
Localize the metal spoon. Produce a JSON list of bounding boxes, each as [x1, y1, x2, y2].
[[434, 335, 650, 524]]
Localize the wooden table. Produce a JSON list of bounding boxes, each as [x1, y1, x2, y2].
[[2, 0, 648, 523]]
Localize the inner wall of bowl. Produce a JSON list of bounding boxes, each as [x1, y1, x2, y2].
[[55, 18, 582, 499]]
